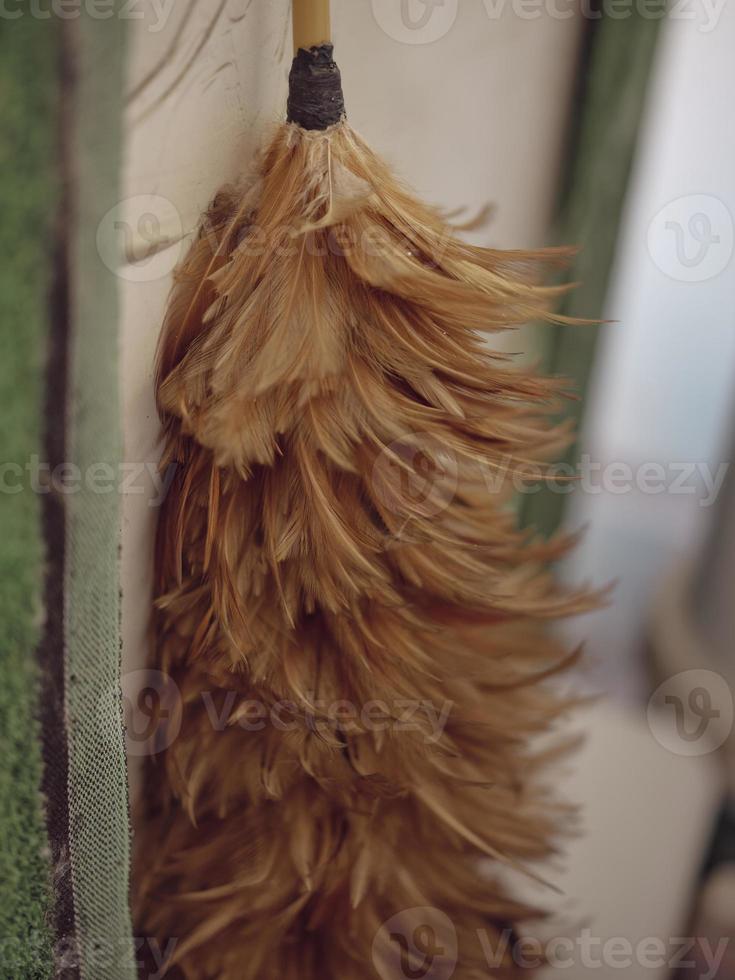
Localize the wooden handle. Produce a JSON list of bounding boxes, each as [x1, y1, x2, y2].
[[292, 0, 331, 52]]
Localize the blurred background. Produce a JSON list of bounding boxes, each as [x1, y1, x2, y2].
[[1, 1, 734, 977]]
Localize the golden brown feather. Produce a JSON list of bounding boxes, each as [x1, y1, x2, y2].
[[134, 119, 592, 979]]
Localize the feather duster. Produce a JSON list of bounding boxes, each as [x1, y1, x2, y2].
[[134, 8, 592, 978]]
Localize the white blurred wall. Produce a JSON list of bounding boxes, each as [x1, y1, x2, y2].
[[562, 10, 735, 700]]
